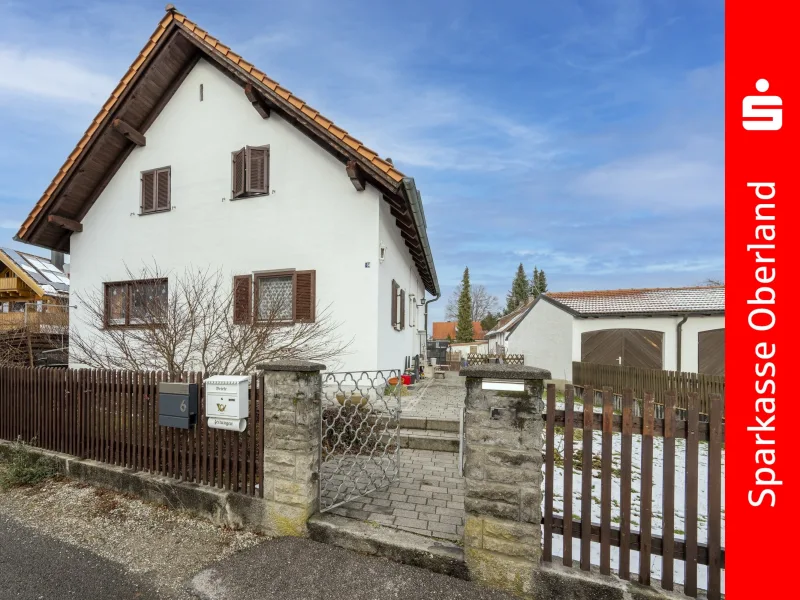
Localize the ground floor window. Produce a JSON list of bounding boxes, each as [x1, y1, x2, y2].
[[104, 279, 168, 328]]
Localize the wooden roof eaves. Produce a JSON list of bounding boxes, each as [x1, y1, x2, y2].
[[17, 14, 180, 246]]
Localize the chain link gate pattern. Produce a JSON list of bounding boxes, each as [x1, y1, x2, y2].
[[319, 370, 401, 512]]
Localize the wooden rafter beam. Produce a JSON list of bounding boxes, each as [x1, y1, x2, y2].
[[47, 215, 83, 233], [112, 118, 146, 146], [244, 83, 270, 119], [346, 160, 366, 192]]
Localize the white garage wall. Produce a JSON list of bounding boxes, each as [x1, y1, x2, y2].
[[506, 300, 574, 382], [680, 315, 725, 373]]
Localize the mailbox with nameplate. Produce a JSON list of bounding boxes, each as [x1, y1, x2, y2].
[[204, 375, 250, 432], [158, 382, 198, 429]]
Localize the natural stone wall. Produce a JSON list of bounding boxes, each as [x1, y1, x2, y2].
[[259, 361, 324, 537], [460, 364, 548, 597]]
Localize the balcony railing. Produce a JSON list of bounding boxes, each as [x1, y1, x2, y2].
[[0, 277, 26, 293], [0, 309, 69, 333]]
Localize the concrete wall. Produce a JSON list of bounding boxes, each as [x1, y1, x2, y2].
[[376, 199, 425, 371], [506, 300, 573, 381], [68, 58, 424, 373], [448, 341, 489, 356], [572, 314, 725, 373]]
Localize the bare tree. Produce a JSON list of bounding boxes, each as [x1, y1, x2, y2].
[[700, 278, 724, 286], [70, 264, 352, 377], [445, 284, 499, 322]]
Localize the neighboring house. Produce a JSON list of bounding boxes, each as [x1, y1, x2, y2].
[[14, 7, 438, 373], [495, 286, 725, 382], [447, 340, 489, 356], [0, 248, 69, 331], [485, 300, 533, 355], [431, 321, 485, 341]]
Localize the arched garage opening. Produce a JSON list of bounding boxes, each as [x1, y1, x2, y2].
[[581, 329, 664, 370], [698, 328, 725, 376]]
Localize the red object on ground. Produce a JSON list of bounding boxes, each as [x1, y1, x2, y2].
[[401, 374, 412, 386]]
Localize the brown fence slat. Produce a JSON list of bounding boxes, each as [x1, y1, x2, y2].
[[543, 384, 556, 562], [707, 393, 722, 599], [639, 391, 654, 586], [600, 387, 613, 575], [685, 391, 699, 597], [580, 385, 593, 571], [562, 385, 574, 567], [619, 389, 633, 580]]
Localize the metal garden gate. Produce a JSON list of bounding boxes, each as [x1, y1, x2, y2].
[[319, 370, 401, 512]]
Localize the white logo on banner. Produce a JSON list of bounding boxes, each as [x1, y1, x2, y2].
[[743, 79, 782, 131]]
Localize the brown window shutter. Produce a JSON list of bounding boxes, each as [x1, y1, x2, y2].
[[391, 280, 398, 328], [232, 148, 246, 198], [246, 146, 269, 195], [400, 289, 406, 330], [156, 168, 170, 210], [141, 171, 155, 213], [294, 270, 316, 322], [233, 275, 252, 324]]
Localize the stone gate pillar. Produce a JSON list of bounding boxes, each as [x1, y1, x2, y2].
[[259, 360, 325, 537], [460, 364, 551, 597]]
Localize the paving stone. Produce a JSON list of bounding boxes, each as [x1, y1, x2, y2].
[[428, 521, 458, 534], [394, 516, 427, 529]]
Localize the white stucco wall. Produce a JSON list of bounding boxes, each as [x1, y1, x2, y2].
[[376, 199, 425, 371], [506, 300, 574, 381], [448, 340, 489, 356], [572, 315, 725, 373], [67, 58, 424, 373]]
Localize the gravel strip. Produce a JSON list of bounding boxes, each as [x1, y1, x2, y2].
[[0, 474, 267, 598]]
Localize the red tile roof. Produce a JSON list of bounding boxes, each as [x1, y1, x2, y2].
[[432, 321, 485, 340]]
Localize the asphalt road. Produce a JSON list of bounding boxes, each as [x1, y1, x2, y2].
[[0, 513, 160, 600], [190, 536, 517, 600]]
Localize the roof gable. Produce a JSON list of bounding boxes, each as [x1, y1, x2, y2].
[[16, 7, 438, 295], [432, 321, 485, 340], [0, 248, 69, 299]]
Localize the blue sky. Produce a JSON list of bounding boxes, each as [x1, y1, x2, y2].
[[0, 0, 723, 322]]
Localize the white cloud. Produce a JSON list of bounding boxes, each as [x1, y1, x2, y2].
[[0, 45, 115, 104]]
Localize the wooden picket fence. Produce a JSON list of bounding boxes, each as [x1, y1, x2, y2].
[[0, 366, 264, 497], [572, 361, 724, 415], [542, 384, 724, 598]]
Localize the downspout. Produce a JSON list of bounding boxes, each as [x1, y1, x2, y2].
[[676, 315, 689, 372], [399, 177, 441, 363]]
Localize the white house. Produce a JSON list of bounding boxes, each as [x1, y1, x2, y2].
[[491, 287, 725, 383], [14, 8, 438, 374]]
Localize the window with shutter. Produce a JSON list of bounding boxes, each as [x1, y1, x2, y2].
[[231, 145, 270, 199], [294, 270, 316, 322], [400, 289, 406, 330], [391, 280, 399, 329], [232, 148, 246, 198], [233, 275, 252, 324], [141, 167, 170, 214]]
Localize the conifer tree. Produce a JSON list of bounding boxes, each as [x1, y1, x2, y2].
[[455, 267, 475, 342], [505, 263, 530, 313], [537, 268, 548, 296], [530, 265, 549, 298]]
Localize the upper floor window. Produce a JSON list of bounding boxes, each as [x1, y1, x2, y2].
[[232, 146, 270, 199], [105, 278, 168, 328], [141, 167, 171, 214]]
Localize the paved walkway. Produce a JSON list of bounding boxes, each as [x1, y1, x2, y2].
[[326, 449, 465, 543], [402, 370, 465, 422]]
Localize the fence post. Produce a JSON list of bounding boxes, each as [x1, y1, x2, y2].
[[460, 363, 550, 597], [258, 360, 325, 537]]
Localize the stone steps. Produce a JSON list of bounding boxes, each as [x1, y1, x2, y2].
[[398, 428, 459, 453], [307, 513, 468, 580], [398, 416, 460, 433]]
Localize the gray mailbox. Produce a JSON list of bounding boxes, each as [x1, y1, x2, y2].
[[158, 382, 198, 429]]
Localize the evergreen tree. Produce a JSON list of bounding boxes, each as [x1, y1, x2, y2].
[[530, 265, 549, 298], [455, 267, 475, 342], [480, 312, 499, 333], [505, 263, 530, 313], [537, 268, 548, 296], [530, 266, 540, 296]]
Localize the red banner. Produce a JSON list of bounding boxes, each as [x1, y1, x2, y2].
[[726, 1, 798, 596]]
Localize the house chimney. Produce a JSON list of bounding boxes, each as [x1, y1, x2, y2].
[[51, 250, 65, 272]]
